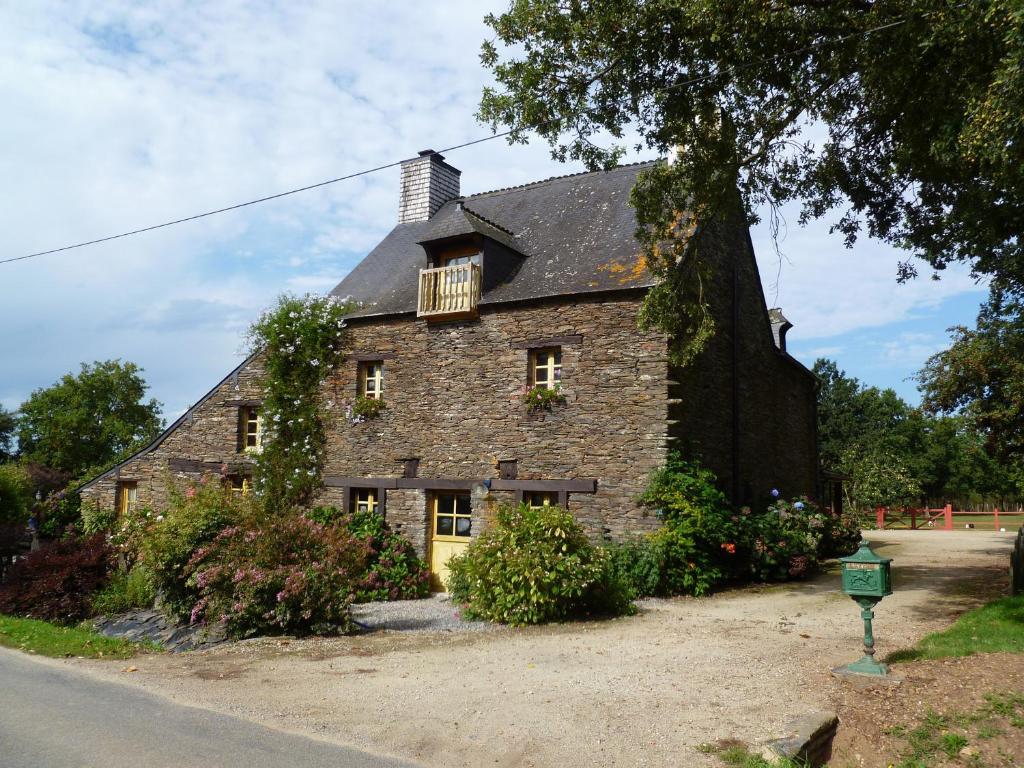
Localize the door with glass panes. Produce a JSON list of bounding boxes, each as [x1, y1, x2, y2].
[[429, 492, 471, 591]]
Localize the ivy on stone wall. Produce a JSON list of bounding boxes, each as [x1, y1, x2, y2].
[[247, 294, 358, 510]]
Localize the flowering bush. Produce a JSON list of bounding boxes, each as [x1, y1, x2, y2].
[[247, 294, 358, 510], [345, 509, 429, 602], [304, 506, 429, 602], [636, 453, 743, 596], [522, 383, 567, 412], [447, 503, 632, 625], [139, 476, 256, 619], [0, 534, 111, 624], [184, 512, 369, 637], [744, 496, 825, 581], [819, 509, 862, 558]]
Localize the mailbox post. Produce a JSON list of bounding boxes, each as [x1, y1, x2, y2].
[[839, 540, 893, 676]]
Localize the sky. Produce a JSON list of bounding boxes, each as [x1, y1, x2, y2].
[[0, 1, 989, 425]]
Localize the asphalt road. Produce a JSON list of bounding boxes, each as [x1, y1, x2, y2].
[[0, 648, 419, 768]]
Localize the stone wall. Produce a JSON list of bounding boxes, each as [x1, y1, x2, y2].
[[79, 358, 267, 513], [668, 218, 819, 506], [320, 295, 670, 554]]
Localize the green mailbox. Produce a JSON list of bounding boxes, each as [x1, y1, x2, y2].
[[838, 540, 893, 676], [840, 540, 893, 598]]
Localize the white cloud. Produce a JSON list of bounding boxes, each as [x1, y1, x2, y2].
[[751, 207, 987, 341]]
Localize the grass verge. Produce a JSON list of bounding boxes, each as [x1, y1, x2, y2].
[[886, 595, 1024, 663], [0, 614, 152, 659]]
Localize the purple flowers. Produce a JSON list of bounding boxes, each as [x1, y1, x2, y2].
[[794, 501, 805, 511], [770, 488, 780, 498]]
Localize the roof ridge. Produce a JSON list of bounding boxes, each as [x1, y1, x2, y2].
[[458, 201, 516, 237], [465, 159, 658, 200]]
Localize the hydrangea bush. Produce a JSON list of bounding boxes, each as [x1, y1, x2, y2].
[[246, 294, 357, 509], [305, 506, 430, 602], [744, 495, 825, 581]]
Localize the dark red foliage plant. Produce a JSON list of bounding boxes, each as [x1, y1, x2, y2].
[[0, 534, 111, 624]]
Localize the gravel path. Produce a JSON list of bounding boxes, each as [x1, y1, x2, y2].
[[63, 530, 1015, 768], [351, 594, 492, 634]]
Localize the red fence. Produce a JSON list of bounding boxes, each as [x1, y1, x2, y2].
[[874, 505, 1024, 531]]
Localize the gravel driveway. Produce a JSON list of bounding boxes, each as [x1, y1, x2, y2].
[[64, 530, 1015, 768], [351, 594, 492, 634]]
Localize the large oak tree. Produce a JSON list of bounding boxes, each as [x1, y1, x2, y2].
[[479, 1, 1024, 361]]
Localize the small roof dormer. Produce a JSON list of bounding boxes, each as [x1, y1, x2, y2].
[[416, 200, 521, 257]]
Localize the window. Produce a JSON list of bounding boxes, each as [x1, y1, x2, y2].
[[118, 482, 138, 516], [530, 347, 562, 389], [240, 406, 262, 452], [359, 361, 384, 400], [525, 491, 558, 509], [351, 487, 380, 515], [433, 493, 471, 538], [226, 476, 252, 496]]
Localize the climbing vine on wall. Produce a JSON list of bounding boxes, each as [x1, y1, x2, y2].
[[247, 294, 358, 510]]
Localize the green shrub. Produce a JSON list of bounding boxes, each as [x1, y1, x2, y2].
[[604, 537, 665, 600], [0, 464, 33, 525], [345, 509, 429, 602], [638, 454, 742, 596], [91, 565, 156, 616], [184, 511, 369, 637], [745, 497, 825, 581], [81, 500, 117, 536], [304, 506, 429, 602], [139, 476, 254, 619], [819, 509, 862, 558], [447, 503, 633, 626]]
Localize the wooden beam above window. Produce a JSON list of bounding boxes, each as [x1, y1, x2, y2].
[[510, 335, 583, 349]]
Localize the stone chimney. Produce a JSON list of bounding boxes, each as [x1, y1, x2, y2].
[[768, 308, 793, 352], [398, 149, 461, 223]]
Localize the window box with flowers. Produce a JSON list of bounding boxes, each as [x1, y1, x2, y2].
[[346, 395, 387, 425], [523, 347, 567, 412]]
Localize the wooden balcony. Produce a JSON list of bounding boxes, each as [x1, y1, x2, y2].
[[417, 263, 481, 320]]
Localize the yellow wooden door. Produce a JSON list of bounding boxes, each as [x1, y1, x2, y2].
[[429, 493, 472, 591]]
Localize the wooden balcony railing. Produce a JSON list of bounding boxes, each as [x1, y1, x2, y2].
[[417, 263, 481, 320]]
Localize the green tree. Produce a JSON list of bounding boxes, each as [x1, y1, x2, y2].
[[918, 286, 1024, 496], [480, 2, 1024, 361], [0, 405, 16, 462], [0, 464, 33, 525], [16, 361, 163, 478]]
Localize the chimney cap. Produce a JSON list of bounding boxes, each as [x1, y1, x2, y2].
[[418, 148, 441, 159]]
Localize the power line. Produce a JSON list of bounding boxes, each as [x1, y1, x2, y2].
[[2, 9, 926, 267]]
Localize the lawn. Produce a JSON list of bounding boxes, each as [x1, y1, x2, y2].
[[0, 614, 152, 659], [887, 594, 1024, 662]]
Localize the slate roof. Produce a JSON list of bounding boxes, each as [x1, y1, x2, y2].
[[331, 161, 658, 317], [416, 201, 521, 254]]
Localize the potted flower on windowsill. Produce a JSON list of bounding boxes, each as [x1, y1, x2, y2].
[[522, 383, 567, 412]]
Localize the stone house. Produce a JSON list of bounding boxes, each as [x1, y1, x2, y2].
[[79, 150, 819, 587]]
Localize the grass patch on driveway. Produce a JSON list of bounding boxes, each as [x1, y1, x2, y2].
[[0, 614, 153, 659], [886, 595, 1024, 663]]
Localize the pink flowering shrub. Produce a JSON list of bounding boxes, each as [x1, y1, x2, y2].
[[184, 512, 369, 637], [139, 476, 255, 619]]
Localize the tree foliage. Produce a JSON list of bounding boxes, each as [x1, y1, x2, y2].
[[918, 286, 1024, 483], [15, 360, 163, 478], [0, 405, 16, 462], [815, 357, 1018, 508], [480, 1, 1024, 360]]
